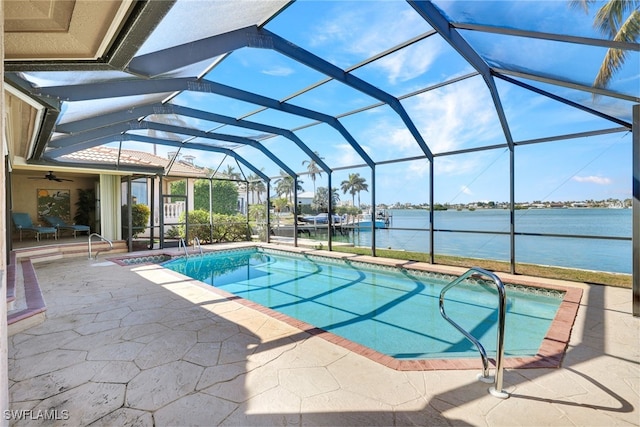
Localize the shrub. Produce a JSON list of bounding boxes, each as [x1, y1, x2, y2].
[[335, 205, 360, 216], [165, 226, 180, 239], [184, 209, 211, 243], [122, 203, 150, 237], [211, 213, 251, 243], [176, 210, 250, 244]]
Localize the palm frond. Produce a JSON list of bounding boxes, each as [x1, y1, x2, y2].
[[569, 0, 594, 14], [593, 8, 640, 88], [594, 0, 639, 37]]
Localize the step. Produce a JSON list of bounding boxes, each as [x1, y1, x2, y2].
[[6, 252, 17, 311], [13, 241, 128, 261], [7, 240, 128, 335], [7, 258, 46, 335]]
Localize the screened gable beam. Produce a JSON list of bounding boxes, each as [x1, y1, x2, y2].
[[49, 119, 297, 177], [55, 103, 331, 173], [46, 132, 269, 183], [408, 0, 515, 149], [493, 68, 640, 103], [128, 135, 270, 182], [452, 22, 640, 52], [134, 120, 298, 178], [125, 25, 433, 160], [36, 77, 375, 167]]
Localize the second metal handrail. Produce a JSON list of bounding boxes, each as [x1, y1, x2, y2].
[[88, 233, 113, 260], [178, 238, 188, 258], [193, 237, 203, 255], [440, 267, 509, 399]]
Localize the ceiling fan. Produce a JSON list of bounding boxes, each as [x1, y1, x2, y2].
[[28, 171, 74, 182]]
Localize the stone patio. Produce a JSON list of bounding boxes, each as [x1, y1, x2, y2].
[[6, 244, 639, 426]]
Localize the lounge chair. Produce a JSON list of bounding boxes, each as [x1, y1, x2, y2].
[[11, 212, 57, 241], [42, 215, 90, 238]]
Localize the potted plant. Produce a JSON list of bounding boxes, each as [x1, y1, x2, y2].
[[74, 188, 95, 231]]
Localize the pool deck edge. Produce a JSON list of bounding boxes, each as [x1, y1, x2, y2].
[[119, 242, 584, 372]]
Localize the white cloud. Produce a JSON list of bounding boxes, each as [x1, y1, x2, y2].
[[573, 175, 612, 185], [261, 66, 294, 77], [405, 160, 430, 179], [309, 4, 431, 71], [374, 40, 443, 85], [329, 143, 369, 168], [311, 6, 422, 52], [434, 156, 479, 176], [460, 185, 473, 196], [308, 5, 447, 86], [409, 77, 501, 155], [388, 128, 415, 151]]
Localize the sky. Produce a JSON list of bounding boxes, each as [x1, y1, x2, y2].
[[90, 0, 637, 206]]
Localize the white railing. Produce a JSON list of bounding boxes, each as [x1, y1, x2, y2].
[[164, 201, 185, 222]]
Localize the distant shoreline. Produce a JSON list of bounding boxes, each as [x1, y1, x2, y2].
[[376, 204, 632, 211]]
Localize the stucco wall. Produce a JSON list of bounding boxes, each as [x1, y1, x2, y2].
[[10, 175, 98, 230], [1, 1, 9, 422]]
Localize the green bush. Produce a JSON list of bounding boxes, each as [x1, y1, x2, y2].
[[334, 205, 361, 216], [184, 209, 211, 243], [165, 226, 180, 239], [122, 203, 151, 237], [211, 213, 251, 243], [176, 210, 250, 244], [170, 179, 239, 214]]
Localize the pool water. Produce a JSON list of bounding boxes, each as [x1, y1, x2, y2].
[[163, 248, 563, 359]]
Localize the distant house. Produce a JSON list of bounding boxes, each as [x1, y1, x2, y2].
[[297, 191, 315, 205]]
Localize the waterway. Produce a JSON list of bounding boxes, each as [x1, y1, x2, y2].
[[333, 208, 632, 274]]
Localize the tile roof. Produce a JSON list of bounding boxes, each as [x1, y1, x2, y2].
[[61, 146, 210, 178]]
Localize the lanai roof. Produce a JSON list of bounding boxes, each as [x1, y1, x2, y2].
[[4, 0, 638, 198]]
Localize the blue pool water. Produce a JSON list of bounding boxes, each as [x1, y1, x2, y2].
[[163, 248, 563, 359]]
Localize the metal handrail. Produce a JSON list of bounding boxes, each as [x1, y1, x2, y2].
[[193, 237, 203, 255], [178, 238, 188, 258], [88, 233, 113, 260], [440, 267, 509, 399]]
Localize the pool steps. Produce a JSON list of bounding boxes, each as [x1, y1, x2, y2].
[[6, 240, 127, 335]]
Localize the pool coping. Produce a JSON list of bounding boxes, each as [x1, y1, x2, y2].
[[110, 243, 583, 371]]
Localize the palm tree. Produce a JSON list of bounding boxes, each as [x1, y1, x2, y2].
[[313, 187, 340, 212], [272, 197, 289, 214], [273, 170, 303, 204], [247, 173, 266, 204], [302, 151, 324, 194], [572, 0, 640, 88], [340, 173, 368, 207], [224, 165, 241, 180]]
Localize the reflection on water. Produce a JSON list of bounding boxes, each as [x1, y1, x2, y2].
[[163, 248, 563, 359], [166, 251, 272, 286]]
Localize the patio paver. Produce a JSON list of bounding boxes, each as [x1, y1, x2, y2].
[[6, 247, 639, 426]]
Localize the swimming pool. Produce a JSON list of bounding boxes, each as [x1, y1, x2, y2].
[[162, 247, 565, 361]]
